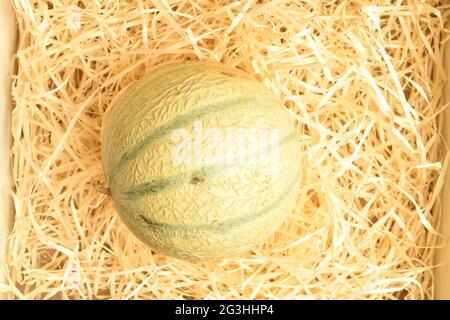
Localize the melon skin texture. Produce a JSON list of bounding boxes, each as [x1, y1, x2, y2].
[[101, 61, 301, 260]]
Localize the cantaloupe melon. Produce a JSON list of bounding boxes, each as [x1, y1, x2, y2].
[[101, 61, 301, 260]]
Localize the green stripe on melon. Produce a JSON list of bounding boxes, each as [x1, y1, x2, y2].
[[134, 167, 300, 233], [109, 96, 253, 184], [101, 61, 301, 260]]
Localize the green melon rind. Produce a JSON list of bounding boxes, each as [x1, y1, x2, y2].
[[108, 96, 252, 184], [109, 93, 292, 191], [117, 131, 296, 201], [114, 167, 300, 260], [132, 167, 299, 233]]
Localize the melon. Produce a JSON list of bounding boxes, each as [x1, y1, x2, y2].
[[101, 61, 301, 260]]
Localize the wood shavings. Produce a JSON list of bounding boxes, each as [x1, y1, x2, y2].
[[2, 0, 450, 299]]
